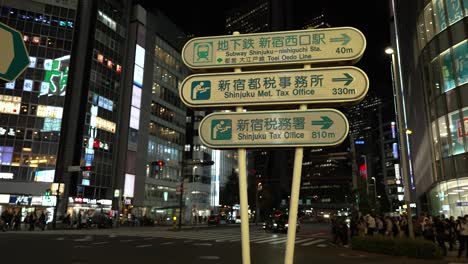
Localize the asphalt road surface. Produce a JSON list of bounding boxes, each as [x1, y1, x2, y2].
[[0, 224, 455, 264]]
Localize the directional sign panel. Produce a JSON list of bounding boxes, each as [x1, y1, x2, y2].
[[0, 22, 30, 82], [199, 109, 349, 149], [180, 66, 368, 108], [182, 27, 366, 69]]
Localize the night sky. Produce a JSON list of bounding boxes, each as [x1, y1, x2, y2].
[[140, 0, 393, 101]]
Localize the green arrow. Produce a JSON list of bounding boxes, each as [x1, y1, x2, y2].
[[311, 116, 334, 129], [330, 33, 351, 45], [332, 73, 353, 86]]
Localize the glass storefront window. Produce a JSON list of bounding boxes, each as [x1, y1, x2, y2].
[[453, 40, 468, 86], [433, 0, 448, 33], [438, 116, 451, 157], [431, 57, 443, 96], [433, 121, 441, 160], [417, 12, 428, 49], [424, 3, 436, 40], [449, 110, 466, 155], [429, 178, 468, 217], [441, 49, 456, 92], [463, 107, 468, 151], [447, 0, 464, 24]]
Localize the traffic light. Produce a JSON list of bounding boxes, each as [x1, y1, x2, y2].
[[152, 161, 164, 172], [81, 165, 94, 171]]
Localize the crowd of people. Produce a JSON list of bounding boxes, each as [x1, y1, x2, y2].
[[331, 211, 468, 258], [0, 209, 47, 231]]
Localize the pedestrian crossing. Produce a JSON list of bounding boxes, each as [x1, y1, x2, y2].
[[100, 229, 329, 247]]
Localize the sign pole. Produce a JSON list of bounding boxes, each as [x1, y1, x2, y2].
[[233, 31, 251, 264], [284, 64, 310, 264]]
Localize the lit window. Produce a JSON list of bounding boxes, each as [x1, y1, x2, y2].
[[97, 54, 104, 63], [32, 36, 40, 44], [107, 60, 113, 69]]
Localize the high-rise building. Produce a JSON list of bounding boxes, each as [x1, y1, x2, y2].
[[0, 0, 131, 221], [116, 6, 190, 222], [390, 0, 468, 216]]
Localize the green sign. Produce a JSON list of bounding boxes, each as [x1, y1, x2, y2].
[[180, 66, 369, 108], [182, 27, 366, 69], [199, 109, 349, 149], [0, 22, 30, 82]]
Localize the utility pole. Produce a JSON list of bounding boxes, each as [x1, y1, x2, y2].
[[178, 182, 184, 229]]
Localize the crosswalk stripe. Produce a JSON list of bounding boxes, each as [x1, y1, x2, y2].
[[250, 236, 283, 242], [255, 237, 287, 244], [269, 238, 289, 244], [301, 239, 326, 246], [295, 238, 316, 244]]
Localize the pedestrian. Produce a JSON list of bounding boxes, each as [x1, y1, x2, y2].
[[77, 212, 82, 230], [39, 211, 46, 231], [28, 213, 35, 231], [366, 214, 376, 236], [434, 216, 447, 256], [357, 217, 367, 236], [13, 212, 21, 231], [376, 216, 384, 235], [385, 216, 393, 236], [457, 215, 468, 258]]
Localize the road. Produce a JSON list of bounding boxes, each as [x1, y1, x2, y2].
[[0, 223, 456, 264]]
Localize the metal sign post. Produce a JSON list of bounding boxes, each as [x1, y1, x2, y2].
[[180, 27, 366, 264]]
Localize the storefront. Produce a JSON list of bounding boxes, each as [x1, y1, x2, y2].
[[66, 197, 113, 220], [0, 194, 57, 223], [429, 177, 468, 217]]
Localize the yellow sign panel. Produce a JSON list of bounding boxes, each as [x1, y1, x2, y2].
[[180, 66, 368, 108], [182, 27, 366, 69], [199, 109, 349, 149]]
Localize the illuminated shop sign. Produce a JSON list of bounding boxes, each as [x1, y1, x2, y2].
[[95, 117, 116, 133], [43, 55, 70, 96], [23, 79, 33, 91], [0, 95, 21, 115], [31, 196, 57, 206], [133, 65, 144, 87], [37, 105, 63, 119], [0, 146, 14, 165], [9, 195, 32, 205], [70, 197, 112, 206], [0, 172, 14, 179], [29, 57, 37, 68], [5, 81, 15, 89], [34, 170, 55, 183], [42, 118, 62, 132], [392, 143, 399, 159], [391, 122, 396, 139], [129, 107, 140, 130], [0, 127, 16, 136], [0, 194, 10, 203]]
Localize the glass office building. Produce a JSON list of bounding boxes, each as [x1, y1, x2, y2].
[[392, 0, 468, 216], [0, 0, 76, 220]]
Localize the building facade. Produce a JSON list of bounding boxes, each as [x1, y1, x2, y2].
[[391, 0, 468, 216]]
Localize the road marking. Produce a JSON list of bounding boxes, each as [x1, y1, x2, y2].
[[56, 237, 65, 241], [193, 243, 213, 246], [74, 245, 90, 248], [161, 242, 175, 245], [184, 240, 194, 243], [249, 236, 280, 242], [74, 236, 93, 242], [92, 242, 108, 245], [316, 244, 328, 248], [269, 238, 289, 244], [143, 237, 154, 240], [295, 238, 316, 244], [136, 244, 152, 248], [256, 237, 287, 244], [301, 239, 326, 246], [120, 239, 134, 243], [108, 234, 117, 238], [199, 256, 220, 260]]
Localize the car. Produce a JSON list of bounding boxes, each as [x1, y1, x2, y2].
[[263, 213, 301, 233], [207, 214, 227, 225]]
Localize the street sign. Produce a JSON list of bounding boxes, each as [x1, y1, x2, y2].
[[199, 109, 349, 149], [0, 22, 30, 82], [182, 27, 365, 69], [180, 66, 368, 108]]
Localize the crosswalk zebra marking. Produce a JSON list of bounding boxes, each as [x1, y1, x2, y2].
[[301, 239, 326, 246]]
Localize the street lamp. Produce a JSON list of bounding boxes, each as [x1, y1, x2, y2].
[[385, 46, 415, 239]]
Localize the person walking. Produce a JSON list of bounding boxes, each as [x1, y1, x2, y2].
[[28, 213, 35, 231], [39, 212, 46, 231], [457, 215, 468, 258], [366, 214, 376, 236], [434, 216, 448, 256]]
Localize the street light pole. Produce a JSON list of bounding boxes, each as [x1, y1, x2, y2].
[[386, 46, 415, 239]]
